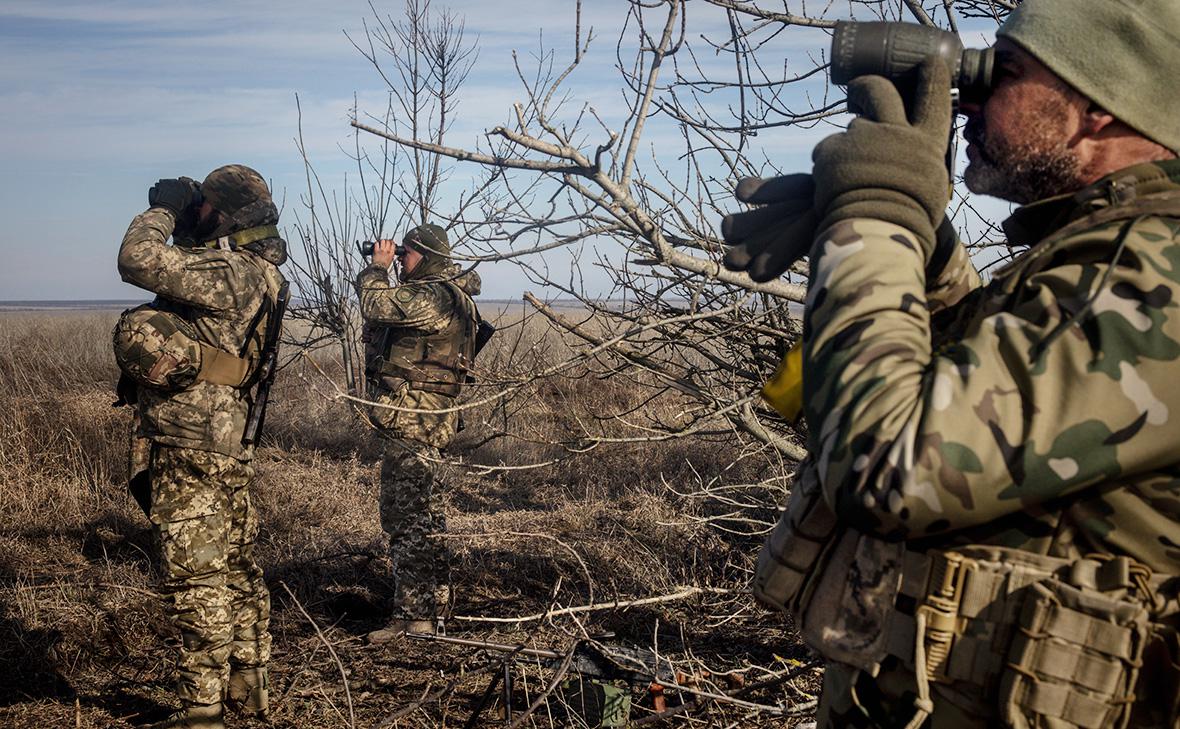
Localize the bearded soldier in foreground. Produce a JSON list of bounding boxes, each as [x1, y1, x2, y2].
[[113, 165, 287, 729], [356, 225, 481, 643], [727, 0, 1180, 726]]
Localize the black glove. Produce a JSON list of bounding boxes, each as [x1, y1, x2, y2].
[[721, 173, 817, 283], [148, 177, 201, 217], [811, 58, 952, 256]]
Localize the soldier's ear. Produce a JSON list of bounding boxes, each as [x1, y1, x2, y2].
[[1079, 103, 1116, 139]]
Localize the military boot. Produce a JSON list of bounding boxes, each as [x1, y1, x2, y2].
[[147, 702, 225, 729], [226, 665, 269, 719], [367, 617, 436, 645]]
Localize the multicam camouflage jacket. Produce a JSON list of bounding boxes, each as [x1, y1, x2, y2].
[[802, 159, 1180, 574], [117, 207, 286, 460], [356, 263, 481, 449]]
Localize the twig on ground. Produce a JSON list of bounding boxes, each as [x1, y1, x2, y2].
[[373, 672, 475, 729], [452, 586, 732, 624], [280, 581, 356, 728], [506, 641, 581, 729]]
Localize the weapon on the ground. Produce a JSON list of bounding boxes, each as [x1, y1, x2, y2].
[[408, 633, 679, 727], [408, 632, 677, 684], [357, 240, 406, 258], [241, 280, 290, 446]]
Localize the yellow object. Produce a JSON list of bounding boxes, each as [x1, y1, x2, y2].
[[761, 338, 805, 421]]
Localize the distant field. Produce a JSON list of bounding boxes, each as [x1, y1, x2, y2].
[[0, 310, 815, 728], [0, 298, 624, 311], [0, 300, 147, 311]]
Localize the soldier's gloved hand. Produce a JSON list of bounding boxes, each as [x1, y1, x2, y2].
[[812, 58, 952, 257], [721, 174, 817, 282], [148, 177, 201, 218], [171, 176, 205, 235], [371, 239, 398, 270]]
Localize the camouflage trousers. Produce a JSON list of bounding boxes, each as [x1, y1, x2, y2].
[[378, 436, 448, 621], [149, 445, 271, 706]]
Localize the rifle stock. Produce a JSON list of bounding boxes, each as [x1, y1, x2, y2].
[[242, 280, 290, 446], [473, 318, 496, 356]]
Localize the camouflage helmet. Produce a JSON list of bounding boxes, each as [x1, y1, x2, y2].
[[404, 223, 451, 258], [112, 305, 203, 391], [201, 164, 273, 217]]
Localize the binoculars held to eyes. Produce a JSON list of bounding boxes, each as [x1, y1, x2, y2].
[[357, 240, 407, 258], [831, 21, 995, 106]]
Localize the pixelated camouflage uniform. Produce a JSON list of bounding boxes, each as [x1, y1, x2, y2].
[[796, 161, 1180, 728], [356, 233, 480, 621], [117, 166, 285, 708]]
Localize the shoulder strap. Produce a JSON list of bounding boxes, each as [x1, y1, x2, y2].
[[204, 224, 280, 251], [440, 280, 478, 335], [995, 191, 1180, 280]]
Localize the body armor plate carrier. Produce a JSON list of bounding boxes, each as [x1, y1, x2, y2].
[[367, 280, 478, 397]]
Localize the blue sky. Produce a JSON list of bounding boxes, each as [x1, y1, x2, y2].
[[0, 0, 591, 299], [0, 1, 1003, 301]]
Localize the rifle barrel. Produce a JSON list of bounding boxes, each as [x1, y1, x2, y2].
[[405, 632, 563, 661]]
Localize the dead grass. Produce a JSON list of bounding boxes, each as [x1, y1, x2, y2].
[[0, 311, 817, 728]]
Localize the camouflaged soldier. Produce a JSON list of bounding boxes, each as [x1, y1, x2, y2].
[[114, 165, 286, 729], [355, 224, 480, 643], [731, 1, 1180, 726]]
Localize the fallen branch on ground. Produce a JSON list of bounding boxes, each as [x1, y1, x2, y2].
[[452, 586, 732, 624], [280, 582, 356, 728]]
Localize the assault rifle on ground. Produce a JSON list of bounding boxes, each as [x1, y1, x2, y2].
[[241, 280, 289, 446], [408, 632, 677, 685], [407, 632, 681, 726]]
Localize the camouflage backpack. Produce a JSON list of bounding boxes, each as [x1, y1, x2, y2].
[[112, 304, 260, 391]]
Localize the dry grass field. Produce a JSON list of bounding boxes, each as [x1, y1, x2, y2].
[[0, 310, 818, 728]]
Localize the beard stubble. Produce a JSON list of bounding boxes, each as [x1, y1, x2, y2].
[[963, 94, 1086, 205]]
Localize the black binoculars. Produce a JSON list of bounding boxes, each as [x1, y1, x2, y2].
[[357, 240, 407, 257], [831, 21, 994, 105], [148, 177, 205, 213]]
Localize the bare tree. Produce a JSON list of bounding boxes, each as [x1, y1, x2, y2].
[[285, 0, 479, 397], [337, 0, 1019, 537]]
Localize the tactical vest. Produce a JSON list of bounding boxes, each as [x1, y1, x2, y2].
[[367, 280, 478, 397], [754, 192, 1180, 729], [755, 467, 1178, 729]]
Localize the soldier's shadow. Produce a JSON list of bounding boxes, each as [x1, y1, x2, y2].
[[0, 511, 157, 706], [0, 604, 72, 706], [78, 688, 174, 727], [78, 511, 155, 570], [267, 550, 393, 637]]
